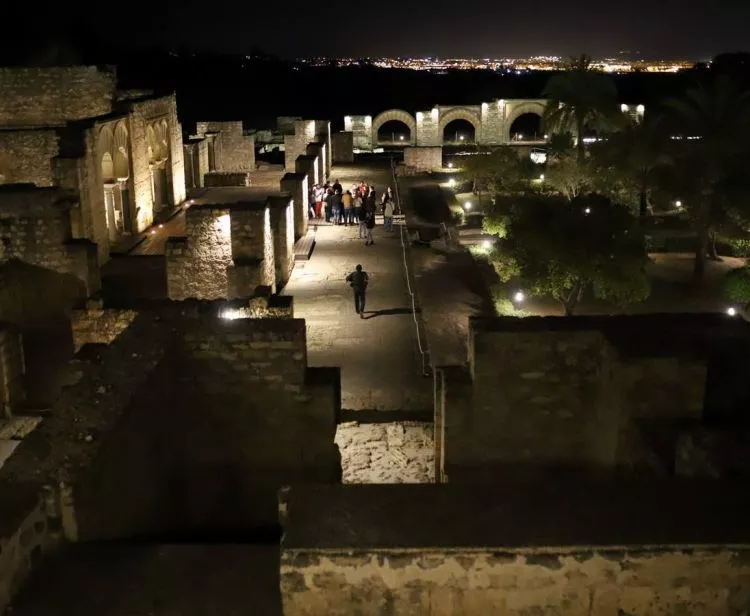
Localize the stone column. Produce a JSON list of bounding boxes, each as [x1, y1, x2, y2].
[[280, 172, 309, 239], [344, 115, 372, 150], [268, 196, 295, 288], [416, 109, 440, 146]]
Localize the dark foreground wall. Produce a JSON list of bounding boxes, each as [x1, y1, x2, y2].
[[280, 483, 750, 615]]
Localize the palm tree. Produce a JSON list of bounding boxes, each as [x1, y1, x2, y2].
[[590, 117, 672, 217], [542, 54, 622, 162], [664, 75, 750, 283]]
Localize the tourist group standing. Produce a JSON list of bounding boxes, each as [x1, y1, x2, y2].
[[308, 180, 397, 246]]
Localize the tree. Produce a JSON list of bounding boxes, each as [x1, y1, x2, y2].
[[543, 153, 591, 201], [489, 195, 650, 315], [542, 54, 623, 162], [460, 147, 527, 198], [664, 75, 750, 283], [588, 117, 672, 217]]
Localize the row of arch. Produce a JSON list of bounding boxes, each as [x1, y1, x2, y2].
[[98, 118, 171, 182], [371, 103, 547, 145]]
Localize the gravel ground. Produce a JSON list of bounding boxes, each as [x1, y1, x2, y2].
[[335, 421, 435, 484]]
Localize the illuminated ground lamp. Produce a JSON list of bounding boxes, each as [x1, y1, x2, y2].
[[447, 162, 454, 168], [464, 202, 472, 210], [448, 178, 456, 187], [675, 200, 683, 209], [482, 239, 492, 250], [513, 291, 525, 303], [584, 207, 591, 215], [727, 307, 738, 317]]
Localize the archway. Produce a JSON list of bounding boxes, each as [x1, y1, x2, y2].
[[371, 110, 416, 146], [98, 123, 135, 242], [442, 119, 476, 144], [147, 123, 169, 211], [377, 120, 412, 144], [508, 113, 544, 142], [505, 102, 546, 142], [439, 108, 481, 145]]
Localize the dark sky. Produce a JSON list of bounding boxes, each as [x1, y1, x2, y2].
[[22, 0, 750, 60]]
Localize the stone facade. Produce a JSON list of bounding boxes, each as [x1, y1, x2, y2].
[[194, 121, 256, 173], [0, 186, 99, 293], [280, 172, 309, 239], [280, 483, 750, 616], [70, 301, 138, 352], [284, 119, 330, 179], [404, 147, 443, 172], [435, 315, 743, 484], [204, 172, 252, 187], [0, 324, 24, 417], [269, 196, 295, 288], [0, 67, 186, 266], [345, 99, 644, 150], [295, 155, 319, 186], [331, 131, 354, 163]]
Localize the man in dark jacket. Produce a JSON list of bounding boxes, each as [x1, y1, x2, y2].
[[346, 264, 369, 317]]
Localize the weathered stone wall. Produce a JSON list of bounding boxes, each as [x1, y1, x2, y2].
[[404, 147, 443, 171], [227, 204, 275, 296], [195, 121, 255, 172], [331, 132, 354, 163], [295, 156, 319, 187], [70, 302, 138, 352], [280, 483, 750, 615], [166, 207, 232, 300], [415, 109, 439, 146], [0, 130, 60, 186], [0, 486, 60, 614], [0, 187, 100, 293], [0, 67, 115, 127], [284, 120, 316, 171], [280, 172, 308, 239], [281, 547, 750, 615], [306, 143, 326, 185], [344, 115, 372, 150], [313, 120, 332, 177], [675, 429, 750, 478], [0, 324, 24, 416], [269, 197, 295, 288], [443, 323, 620, 481], [79, 126, 110, 265]]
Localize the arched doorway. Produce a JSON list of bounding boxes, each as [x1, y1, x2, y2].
[[442, 119, 476, 144], [147, 123, 170, 212], [98, 122, 134, 242], [508, 113, 544, 142], [377, 120, 412, 144]]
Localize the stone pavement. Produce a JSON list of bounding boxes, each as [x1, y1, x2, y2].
[[284, 163, 432, 413]]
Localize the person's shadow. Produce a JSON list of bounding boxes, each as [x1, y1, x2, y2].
[[363, 307, 414, 319]]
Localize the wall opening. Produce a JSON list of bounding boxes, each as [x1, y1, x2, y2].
[[509, 113, 544, 142], [377, 120, 412, 144], [443, 119, 476, 144]]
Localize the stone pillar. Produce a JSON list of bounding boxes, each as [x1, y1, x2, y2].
[[295, 155, 319, 186], [416, 108, 440, 146], [229, 204, 275, 295], [314, 120, 332, 178], [480, 100, 505, 145], [269, 196, 295, 288], [280, 172, 309, 239], [332, 132, 354, 163], [306, 143, 325, 185], [0, 325, 24, 418], [344, 115, 372, 150]]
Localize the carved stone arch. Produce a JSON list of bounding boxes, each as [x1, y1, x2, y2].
[[505, 101, 547, 141], [101, 152, 114, 180], [371, 109, 416, 144], [98, 125, 115, 158], [146, 124, 162, 163], [438, 107, 482, 141], [113, 121, 130, 179]]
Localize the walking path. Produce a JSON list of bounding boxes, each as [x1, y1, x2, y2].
[[284, 163, 432, 414]]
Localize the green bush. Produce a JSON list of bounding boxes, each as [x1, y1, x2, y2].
[[722, 267, 750, 304]]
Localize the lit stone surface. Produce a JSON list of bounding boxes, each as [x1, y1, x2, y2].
[[335, 421, 434, 484]]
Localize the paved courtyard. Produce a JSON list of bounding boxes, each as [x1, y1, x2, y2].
[[284, 163, 432, 414]]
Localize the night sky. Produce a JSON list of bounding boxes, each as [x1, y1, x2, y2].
[[14, 0, 750, 60]]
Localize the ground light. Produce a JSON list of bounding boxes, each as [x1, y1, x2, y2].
[[482, 240, 492, 250], [540, 174, 545, 181], [513, 291, 525, 303], [464, 202, 472, 210], [448, 178, 455, 187], [447, 162, 454, 168], [584, 207, 591, 214], [675, 200, 683, 209], [727, 307, 738, 317]]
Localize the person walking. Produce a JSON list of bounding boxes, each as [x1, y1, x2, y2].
[[364, 208, 376, 246], [383, 198, 395, 231], [346, 264, 369, 318]]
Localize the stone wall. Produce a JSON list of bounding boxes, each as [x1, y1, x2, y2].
[[280, 172, 308, 239], [166, 207, 232, 300], [0, 324, 24, 417], [344, 116, 372, 150], [0, 187, 100, 293], [295, 155, 319, 187], [0, 67, 115, 127], [280, 483, 750, 616], [331, 132, 354, 163], [228, 203, 275, 296], [269, 196, 295, 288], [313, 120, 332, 177], [0, 130, 60, 186], [195, 121, 255, 172], [70, 302, 138, 352], [404, 147, 443, 172], [306, 143, 326, 185], [284, 120, 316, 171]]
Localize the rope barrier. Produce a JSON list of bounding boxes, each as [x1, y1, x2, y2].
[[390, 158, 430, 377]]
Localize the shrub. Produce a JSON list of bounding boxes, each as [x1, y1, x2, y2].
[[722, 267, 750, 305]]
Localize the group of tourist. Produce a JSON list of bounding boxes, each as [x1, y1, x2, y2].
[[308, 180, 398, 245]]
